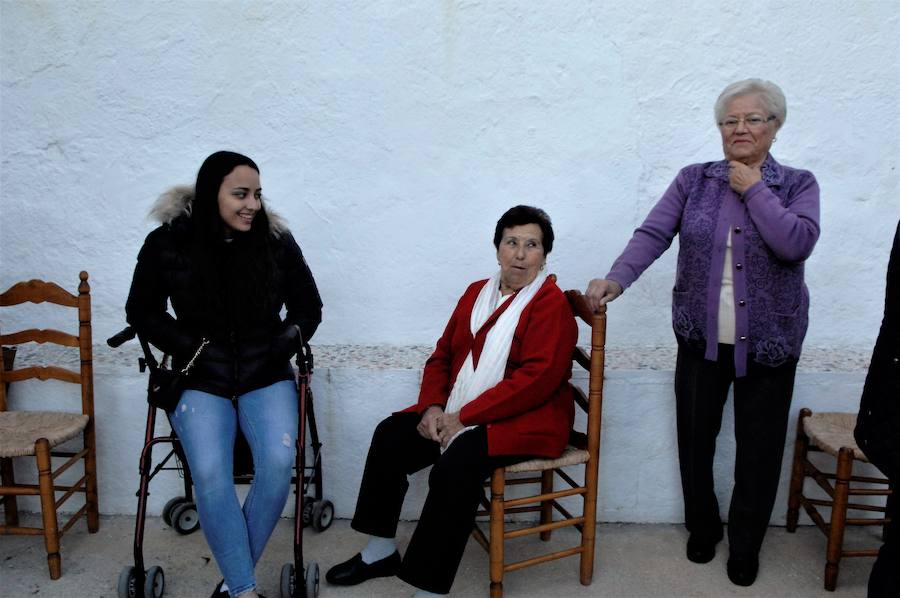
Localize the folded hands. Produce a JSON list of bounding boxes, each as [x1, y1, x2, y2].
[[417, 405, 465, 449]]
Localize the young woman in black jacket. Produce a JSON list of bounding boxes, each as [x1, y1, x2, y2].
[[126, 151, 322, 598]]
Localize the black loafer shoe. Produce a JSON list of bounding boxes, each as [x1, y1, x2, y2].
[[210, 580, 228, 598], [686, 531, 723, 564], [727, 554, 759, 586], [211, 581, 266, 598], [325, 551, 401, 586]]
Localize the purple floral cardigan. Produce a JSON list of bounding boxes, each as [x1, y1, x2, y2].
[[606, 154, 820, 376]]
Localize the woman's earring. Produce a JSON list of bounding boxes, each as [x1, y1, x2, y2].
[[773, 136, 777, 142]]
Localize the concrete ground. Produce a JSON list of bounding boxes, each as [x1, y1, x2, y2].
[[1, 516, 874, 597]]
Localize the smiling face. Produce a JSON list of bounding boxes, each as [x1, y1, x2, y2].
[[217, 165, 261, 236], [719, 94, 778, 167], [496, 223, 545, 294]]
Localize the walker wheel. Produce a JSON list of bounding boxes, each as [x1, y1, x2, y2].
[[311, 500, 334, 532], [161, 496, 187, 527], [305, 562, 319, 598], [301, 495, 315, 526], [280, 563, 295, 598], [117, 566, 137, 598], [144, 565, 165, 598], [171, 502, 200, 535]]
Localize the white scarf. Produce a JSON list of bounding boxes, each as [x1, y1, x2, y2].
[[443, 271, 547, 449]]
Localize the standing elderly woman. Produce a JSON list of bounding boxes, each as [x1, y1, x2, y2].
[[126, 151, 322, 598], [586, 79, 819, 586], [326, 206, 577, 596]]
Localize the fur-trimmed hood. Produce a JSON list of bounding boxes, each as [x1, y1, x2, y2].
[[148, 185, 288, 237]]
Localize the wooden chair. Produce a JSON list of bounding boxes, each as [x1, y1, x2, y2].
[[0, 272, 100, 579], [472, 289, 606, 597], [786, 408, 892, 591]]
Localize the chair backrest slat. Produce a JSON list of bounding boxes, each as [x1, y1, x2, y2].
[[2, 365, 81, 384], [572, 385, 589, 414], [1, 328, 80, 347], [0, 279, 78, 307], [565, 288, 596, 325], [572, 346, 591, 372]]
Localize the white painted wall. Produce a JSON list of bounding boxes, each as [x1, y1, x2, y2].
[[1, 2, 898, 522]]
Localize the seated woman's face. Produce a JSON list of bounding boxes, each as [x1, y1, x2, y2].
[[217, 165, 262, 235], [497, 223, 545, 294]]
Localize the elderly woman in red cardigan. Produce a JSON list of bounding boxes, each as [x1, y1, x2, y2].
[[326, 205, 577, 597]]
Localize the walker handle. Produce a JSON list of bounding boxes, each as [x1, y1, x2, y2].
[[107, 326, 136, 348]]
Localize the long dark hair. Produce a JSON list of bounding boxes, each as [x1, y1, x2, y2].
[[189, 151, 278, 329]]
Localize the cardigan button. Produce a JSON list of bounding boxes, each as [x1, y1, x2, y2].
[[738, 300, 746, 307], [734, 226, 742, 234], [735, 263, 743, 270], [739, 336, 747, 341]]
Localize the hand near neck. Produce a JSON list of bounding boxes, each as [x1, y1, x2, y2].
[[728, 160, 763, 195]]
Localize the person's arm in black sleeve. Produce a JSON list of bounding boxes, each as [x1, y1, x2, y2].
[[125, 229, 196, 357], [280, 231, 323, 343]]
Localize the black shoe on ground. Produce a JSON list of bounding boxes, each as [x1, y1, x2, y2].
[[727, 554, 759, 586], [686, 531, 723, 564], [210, 580, 265, 597], [325, 551, 401, 586], [210, 580, 228, 598]]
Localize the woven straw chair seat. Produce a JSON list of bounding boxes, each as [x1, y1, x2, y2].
[[802, 411, 868, 462], [0, 411, 89, 457], [506, 445, 589, 474]]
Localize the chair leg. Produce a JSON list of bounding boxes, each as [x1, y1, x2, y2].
[[539, 470, 553, 541], [489, 468, 505, 598], [580, 462, 600, 585], [787, 408, 812, 532], [824, 447, 854, 591], [83, 425, 100, 533], [36, 438, 61, 579], [1, 456, 20, 527]]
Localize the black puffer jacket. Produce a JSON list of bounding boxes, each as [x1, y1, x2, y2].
[[125, 186, 323, 399], [855, 220, 900, 481]]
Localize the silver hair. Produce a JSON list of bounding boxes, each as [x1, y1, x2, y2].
[[714, 78, 787, 130]]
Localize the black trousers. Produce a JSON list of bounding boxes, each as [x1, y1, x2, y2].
[[869, 488, 899, 597], [351, 412, 525, 594], [674, 341, 796, 557]]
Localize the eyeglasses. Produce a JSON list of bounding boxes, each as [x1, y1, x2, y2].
[[718, 114, 776, 131]]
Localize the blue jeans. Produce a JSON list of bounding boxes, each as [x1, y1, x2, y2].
[[170, 380, 298, 597]]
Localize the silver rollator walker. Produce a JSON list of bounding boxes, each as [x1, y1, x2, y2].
[[107, 326, 332, 598]]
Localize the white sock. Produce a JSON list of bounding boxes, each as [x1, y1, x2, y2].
[[360, 534, 397, 564], [413, 590, 447, 597]]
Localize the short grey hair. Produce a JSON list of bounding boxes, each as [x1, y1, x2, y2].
[[714, 79, 787, 130]]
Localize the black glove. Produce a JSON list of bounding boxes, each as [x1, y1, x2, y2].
[[271, 323, 303, 360]]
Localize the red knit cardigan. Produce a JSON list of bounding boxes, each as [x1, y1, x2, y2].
[[402, 277, 577, 458]]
